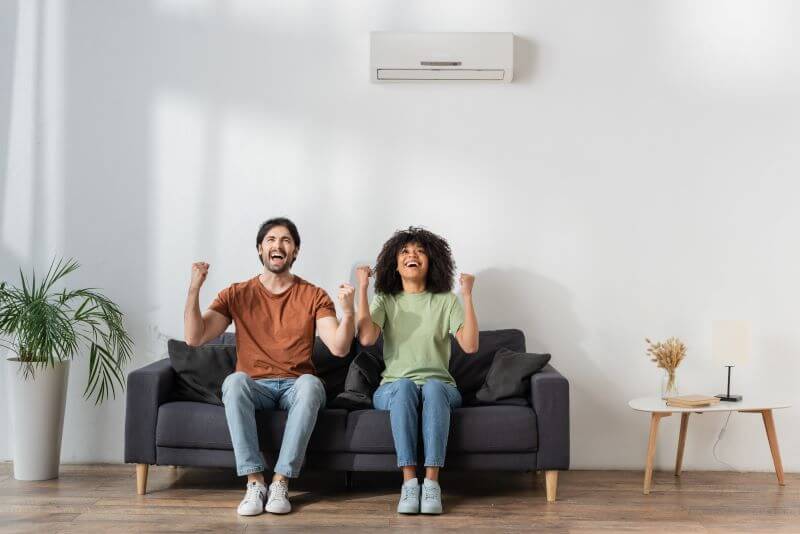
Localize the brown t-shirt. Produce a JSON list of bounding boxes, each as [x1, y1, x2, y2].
[[208, 275, 336, 379]]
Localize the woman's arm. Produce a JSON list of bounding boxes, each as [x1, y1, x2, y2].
[[355, 266, 381, 346], [455, 273, 479, 354]]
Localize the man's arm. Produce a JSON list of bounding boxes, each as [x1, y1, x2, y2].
[[316, 283, 356, 357], [184, 262, 231, 346], [455, 273, 479, 354], [355, 266, 381, 346]]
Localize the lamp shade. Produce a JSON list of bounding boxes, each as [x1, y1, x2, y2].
[[712, 320, 751, 366]]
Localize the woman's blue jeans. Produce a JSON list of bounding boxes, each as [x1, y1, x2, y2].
[[373, 378, 462, 468]]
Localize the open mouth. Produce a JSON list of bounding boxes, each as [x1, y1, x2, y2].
[[269, 252, 286, 261], [404, 260, 420, 268]]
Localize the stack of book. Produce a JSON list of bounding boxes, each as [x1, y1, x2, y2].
[[664, 395, 721, 408]]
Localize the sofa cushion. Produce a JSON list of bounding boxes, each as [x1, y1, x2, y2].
[[156, 401, 349, 452], [343, 409, 395, 453], [448, 405, 538, 453], [344, 405, 537, 454]]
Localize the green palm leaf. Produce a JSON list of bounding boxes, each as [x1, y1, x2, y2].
[[0, 258, 132, 404]]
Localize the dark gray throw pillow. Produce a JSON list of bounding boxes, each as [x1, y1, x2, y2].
[[168, 339, 237, 405], [330, 351, 385, 410], [449, 329, 526, 405], [475, 347, 551, 405]]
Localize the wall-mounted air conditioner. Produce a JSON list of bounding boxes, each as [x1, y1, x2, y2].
[[370, 32, 514, 82]]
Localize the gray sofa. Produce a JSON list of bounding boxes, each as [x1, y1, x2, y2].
[[124, 329, 569, 501]]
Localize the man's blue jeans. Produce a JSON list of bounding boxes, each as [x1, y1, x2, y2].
[[221, 372, 326, 477], [373, 378, 462, 468]]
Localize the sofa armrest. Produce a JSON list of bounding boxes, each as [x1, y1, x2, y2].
[[124, 358, 175, 464], [530, 363, 570, 470]]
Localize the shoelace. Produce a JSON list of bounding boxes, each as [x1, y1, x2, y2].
[[244, 483, 265, 504], [269, 481, 288, 503], [423, 484, 440, 501], [401, 485, 418, 502]]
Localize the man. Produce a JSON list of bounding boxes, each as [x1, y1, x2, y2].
[[184, 217, 355, 516]]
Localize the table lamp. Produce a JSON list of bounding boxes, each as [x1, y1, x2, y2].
[[712, 320, 751, 402]]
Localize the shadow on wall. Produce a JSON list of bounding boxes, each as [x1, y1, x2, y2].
[[0, 0, 17, 219], [473, 267, 630, 467], [0, 0, 20, 280]]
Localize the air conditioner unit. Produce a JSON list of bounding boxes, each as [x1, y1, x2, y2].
[[370, 32, 514, 82]]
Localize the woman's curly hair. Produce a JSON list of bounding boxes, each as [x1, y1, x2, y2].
[[374, 226, 456, 295]]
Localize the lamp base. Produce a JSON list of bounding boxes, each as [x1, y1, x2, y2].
[[715, 393, 742, 402]]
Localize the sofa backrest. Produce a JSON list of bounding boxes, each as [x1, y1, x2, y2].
[[356, 329, 526, 404], [206, 329, 526, 404], [205, 332, 356, 403]]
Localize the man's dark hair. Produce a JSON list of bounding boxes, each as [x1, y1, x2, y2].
[[256, 217, 301, 265], [374, 226, 455, 295]]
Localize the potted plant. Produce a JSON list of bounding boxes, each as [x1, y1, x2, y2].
[[0, 258, 132, 480]]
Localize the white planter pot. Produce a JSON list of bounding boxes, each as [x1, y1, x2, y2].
[[6, 358, 70, 481]]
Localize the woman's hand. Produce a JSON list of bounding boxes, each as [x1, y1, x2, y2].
[[356, 265, 373, 290], [459, 273, 475, 297]]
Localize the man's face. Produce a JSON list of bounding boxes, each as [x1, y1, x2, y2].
[[396, 241, 428, 282], [258, 226, 298, 274]]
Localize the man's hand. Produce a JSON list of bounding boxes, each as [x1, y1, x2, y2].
[[338, 283, 356, 315], [459, 273, 475, 297], [355, 265, 372, 290], [190, 262, 209, 291]]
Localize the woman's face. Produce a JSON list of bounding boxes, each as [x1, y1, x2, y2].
[[396, 241, 428, 282]]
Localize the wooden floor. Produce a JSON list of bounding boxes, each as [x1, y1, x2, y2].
[[0, 463, 797, 533]]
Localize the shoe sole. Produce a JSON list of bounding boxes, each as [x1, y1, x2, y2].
[[265, 505, 291, 514], [237, 508, 264, 516]]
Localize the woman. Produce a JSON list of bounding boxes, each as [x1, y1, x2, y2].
[[356, 226, 479, 515]]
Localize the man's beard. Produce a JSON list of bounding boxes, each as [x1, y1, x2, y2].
[[263, 252, 293, 274]]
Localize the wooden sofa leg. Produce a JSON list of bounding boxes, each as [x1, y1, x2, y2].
[[136, 464, 149, 495], [545, 470, 558, 503]]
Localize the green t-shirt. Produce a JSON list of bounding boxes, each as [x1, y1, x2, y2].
[[370, 291, 465, 386]]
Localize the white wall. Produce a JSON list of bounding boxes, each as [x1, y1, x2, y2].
[[1, 0, 799, 472]]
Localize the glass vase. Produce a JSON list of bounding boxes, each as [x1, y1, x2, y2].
[[660, 370, 679, 400]]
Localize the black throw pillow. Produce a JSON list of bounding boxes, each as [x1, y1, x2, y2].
[[330, 351, 385, 410], [168, 339, 237, 405], [312, 337, 357, 404], [449, 329, 526, 405], [475, 347, 551, 405]]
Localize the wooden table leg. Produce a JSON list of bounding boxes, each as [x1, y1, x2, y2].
[[761, 409, 785, 486], [644, 412, 671, 495], [675, 412, 690, 476]]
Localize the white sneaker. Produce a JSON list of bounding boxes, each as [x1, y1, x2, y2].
[[397, 478, 420, 514], [265, 479, 292, 514], [420, 478, 443, 514], [237, 481, 267, 516]]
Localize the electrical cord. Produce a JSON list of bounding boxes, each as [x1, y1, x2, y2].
[[712, 411, 743, 473]]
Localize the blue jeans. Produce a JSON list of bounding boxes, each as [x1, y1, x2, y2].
[[221, 372, 326, 477], [373, 378, 462, 468]]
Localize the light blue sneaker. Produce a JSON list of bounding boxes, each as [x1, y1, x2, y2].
[[420, 478, 442, 514], [397, 478, 420, 514]]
